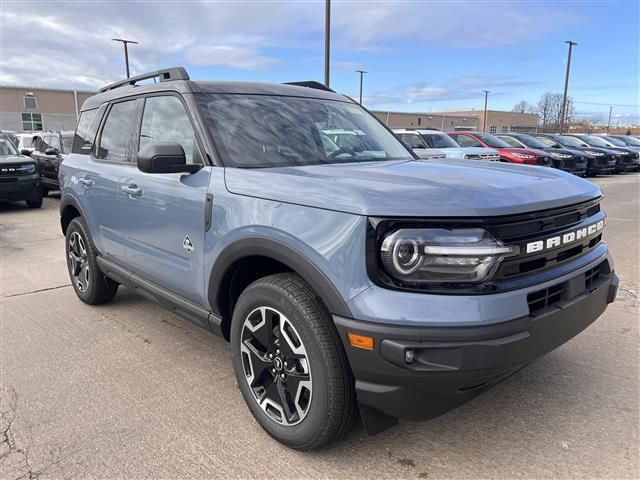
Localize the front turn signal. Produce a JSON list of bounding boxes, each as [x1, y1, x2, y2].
[[347, 332, 374, 350]]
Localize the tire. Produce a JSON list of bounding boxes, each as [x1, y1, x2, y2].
[[65, 217, 118, 305], [230, 273, 357, 450], [26, 195, 43, 209], [41, 186, 49, 197]]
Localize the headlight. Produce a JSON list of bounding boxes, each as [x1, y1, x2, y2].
[[585, 150, 604, 156], [18, 164, 36, 174], [512, 153, 535, 159], [549, 152, 572, 159], [617, 151, 630, 156], [380, 228, 517, 285]]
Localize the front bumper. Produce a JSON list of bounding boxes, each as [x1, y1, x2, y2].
[[334, 256, 618, 433], [0, 174, 41, 202]]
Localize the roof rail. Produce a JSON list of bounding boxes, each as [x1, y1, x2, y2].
[[99, 67, 190, 93], [284, 81, 335, 93]]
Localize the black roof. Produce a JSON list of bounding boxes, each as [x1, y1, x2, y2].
[[82, 67, 349, 111]]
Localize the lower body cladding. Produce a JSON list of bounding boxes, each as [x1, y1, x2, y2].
[[0, 174, 42, 203], [333, 257, 618, 434]]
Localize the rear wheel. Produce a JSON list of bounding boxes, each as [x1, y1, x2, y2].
[[65, 217, 118, 304], [26, 195, 42, 209], [41, 186, 49, 197], [230, 273, 356, 450]]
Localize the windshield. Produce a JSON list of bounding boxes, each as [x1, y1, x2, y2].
[[421, 133, 459, 148], [475, 133, 511, 148], [581, 136, 613, 148], [599, 136, 626, 146], [62, 135, 73, 153], [554, 135, 589, 148], [515, 134, 549, 149], [0, 134, 19, 156], [617, 136, 640, 146], [198, 94, 412, 168]]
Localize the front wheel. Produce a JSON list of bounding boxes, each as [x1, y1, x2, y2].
[[230, 273, 357, 450], [65, 217, 118, 305]]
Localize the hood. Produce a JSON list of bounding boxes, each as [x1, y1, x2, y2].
[[441, 147, 499, 156], [0, 154, 34, 165], [224, 159, 601, 217], [501, 147, 546, 157]]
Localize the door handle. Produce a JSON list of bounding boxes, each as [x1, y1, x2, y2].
[[121, 184, 142, 197], [78, 177, 93, 187]]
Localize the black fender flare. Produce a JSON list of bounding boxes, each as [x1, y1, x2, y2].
[[208, 237, 352, 319], [59, 193, 86, 234]]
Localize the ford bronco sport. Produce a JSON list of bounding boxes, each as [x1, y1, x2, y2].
[[60, 68, 618, 450]]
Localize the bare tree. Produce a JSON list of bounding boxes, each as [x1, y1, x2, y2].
[[571, 114, 605, 134], [535, 92, 573, 132], [512, 100, 534, 113]]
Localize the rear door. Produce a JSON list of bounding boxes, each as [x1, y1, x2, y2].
[[119, 94, 211, 303]]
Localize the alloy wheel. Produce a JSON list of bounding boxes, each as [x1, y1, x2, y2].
[[68, 231, 90, 293], [240, 307, 312, 426]]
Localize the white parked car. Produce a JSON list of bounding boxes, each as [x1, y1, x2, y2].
[[16, 133, 38, 156], [394, 129, 500, 161]]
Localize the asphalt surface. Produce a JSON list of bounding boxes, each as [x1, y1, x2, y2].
[[1, 174, 638, 479]]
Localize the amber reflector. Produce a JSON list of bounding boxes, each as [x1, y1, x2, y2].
[[347, 332, 374, 350]]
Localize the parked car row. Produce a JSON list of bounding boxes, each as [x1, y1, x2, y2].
[[392, 128, 639, 176], [0, 132, 43, 208]]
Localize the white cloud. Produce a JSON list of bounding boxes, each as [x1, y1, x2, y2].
[[186, 45, 279, 69]]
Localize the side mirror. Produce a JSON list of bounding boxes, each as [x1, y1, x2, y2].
[[20, 149, 31, 156], [45, 147, 58, 155], [136, 143, 200, 174]]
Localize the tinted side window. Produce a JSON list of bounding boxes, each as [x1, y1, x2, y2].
[[140, 96, 200, 164], [73, 109, 99, 154], [98, 101, 138, 162], [499, 136, 521, 148]]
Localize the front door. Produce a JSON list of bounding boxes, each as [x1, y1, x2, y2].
[[82, 99, 141, 262], [119, 94, 211, 304]]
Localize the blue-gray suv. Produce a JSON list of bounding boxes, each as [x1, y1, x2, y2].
[[60, 67, 619, 450]]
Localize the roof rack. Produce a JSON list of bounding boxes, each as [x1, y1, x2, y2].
[[99, 67, 190, 93], [284, 81, 335, 93]]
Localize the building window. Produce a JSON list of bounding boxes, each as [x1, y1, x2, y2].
[[501, 126, 509, 133], [21, 113, 43, 131], [23, 96, 37, 109], [489, 125, 497, 134]]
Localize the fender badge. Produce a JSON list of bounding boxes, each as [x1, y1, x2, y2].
[[183, 235, 194, 253]]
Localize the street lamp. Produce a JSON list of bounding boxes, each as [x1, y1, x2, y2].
[[356, 70, 367, 105], [324, 0, 331, 87], [482, 90, 490, 132], [112, 38, 139, 78], [560, 40, 577, 134]]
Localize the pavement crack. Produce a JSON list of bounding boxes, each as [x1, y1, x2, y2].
[[4, 284, 72, 298]]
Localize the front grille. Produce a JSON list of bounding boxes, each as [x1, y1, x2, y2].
[[527, 262, 606, 314], [0, 164, 31, 177], [488, 199, 604, 280]]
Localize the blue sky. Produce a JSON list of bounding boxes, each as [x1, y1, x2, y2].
[[2, 0, 638, 124]]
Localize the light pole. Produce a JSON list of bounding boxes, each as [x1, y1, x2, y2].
[[356, 70, 367, 105], [324, 0, 331, 87], [112, 38, 138, 78], [560, 40, 577, 134], [482, 90, 490, 132], [607, 106, 613, 134]]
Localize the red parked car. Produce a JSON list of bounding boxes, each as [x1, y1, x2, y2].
[[448, 131, 552, 166]]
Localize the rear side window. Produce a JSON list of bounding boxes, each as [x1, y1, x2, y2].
[[97, 101, 138, 162], [73, 109, 99, 154], [499, 136, 522, 148]]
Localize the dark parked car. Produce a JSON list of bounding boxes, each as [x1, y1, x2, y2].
[[532, 134, 617, 176], [497, 133, 587, 175], [448, 131, 553, 166], [0, 133, 43, 208], [30, 130, 74, 195], [567, 135, 638, 173]]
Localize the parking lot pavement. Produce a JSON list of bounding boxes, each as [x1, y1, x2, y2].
[[1, 175, 638, 480]]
